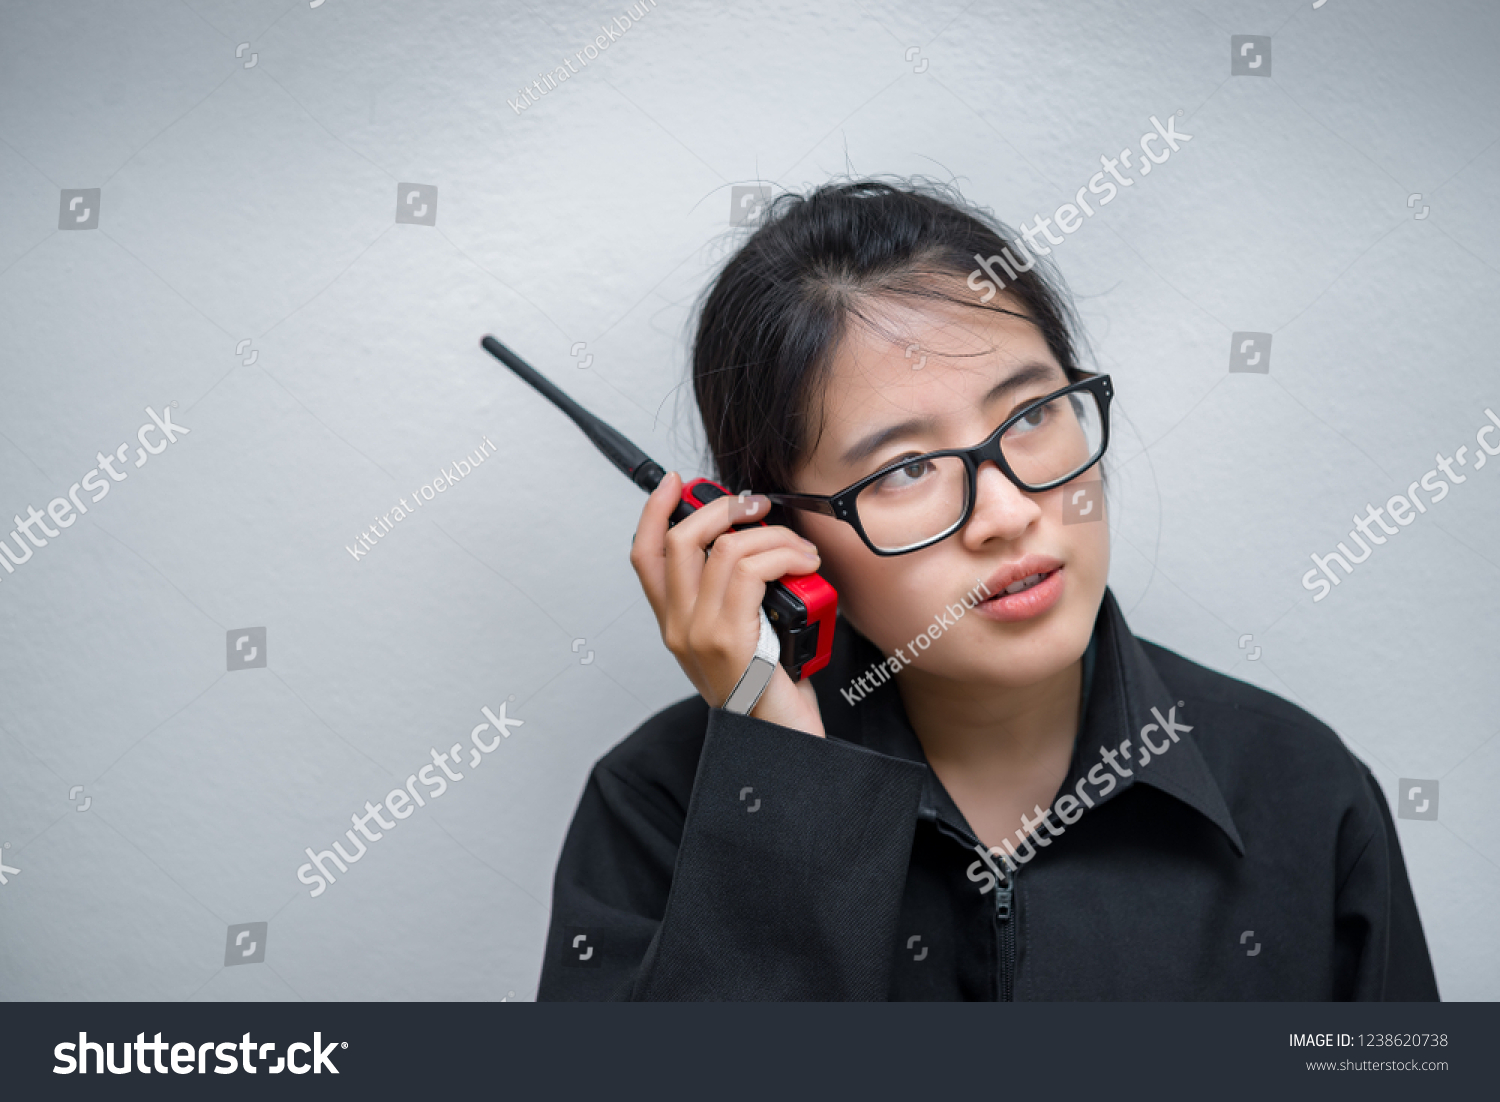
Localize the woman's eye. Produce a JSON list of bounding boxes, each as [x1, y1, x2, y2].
[[1007, 404, 1050, 434], [876, 458, 933, 489]]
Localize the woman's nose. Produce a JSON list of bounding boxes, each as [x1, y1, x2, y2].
[[959, 461, 1041, 548]]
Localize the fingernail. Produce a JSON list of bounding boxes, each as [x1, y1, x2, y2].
[[730, 493, 769, 521]]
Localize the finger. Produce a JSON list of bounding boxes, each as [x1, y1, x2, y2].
[[711, 545, 822, 629], [695, 526, 819, 618], [629, 471, 682, 619], [665, 489, 772, 556], [662, 491, 771, 623], [686, 543, 820, 699]]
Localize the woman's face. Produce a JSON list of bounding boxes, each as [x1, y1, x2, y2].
[[788, 292, 1110, 690]]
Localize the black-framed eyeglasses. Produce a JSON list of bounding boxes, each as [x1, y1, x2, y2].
[[763, 373, 1113, 556]]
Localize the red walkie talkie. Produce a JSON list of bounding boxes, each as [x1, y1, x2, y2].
[[480, 335, 837, 681]]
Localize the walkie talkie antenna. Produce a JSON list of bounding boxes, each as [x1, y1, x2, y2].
[[480, 335, 667, 494], [480, 332, 839, 683]]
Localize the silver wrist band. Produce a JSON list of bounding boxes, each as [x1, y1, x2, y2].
[[722, 608, 781, 715]]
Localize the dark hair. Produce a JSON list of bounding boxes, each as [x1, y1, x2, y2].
[[691, 178, 1087, 498]]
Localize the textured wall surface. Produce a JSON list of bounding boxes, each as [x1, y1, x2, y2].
[[1, 0, 1496, 1001]]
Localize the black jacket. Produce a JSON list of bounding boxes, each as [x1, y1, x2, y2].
[[537, 589, 1439, 1000]]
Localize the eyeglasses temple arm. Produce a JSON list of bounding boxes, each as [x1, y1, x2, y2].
[[760, 493, 837, 517]]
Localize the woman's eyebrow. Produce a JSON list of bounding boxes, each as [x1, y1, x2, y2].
[[837, 362, 1063, 466]]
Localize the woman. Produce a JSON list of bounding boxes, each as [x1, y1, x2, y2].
[[536, 180, 1438, 1000]]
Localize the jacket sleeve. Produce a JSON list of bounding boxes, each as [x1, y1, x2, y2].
[[536, 706, 927, 1000], [1334, 767, 1441, 1000]]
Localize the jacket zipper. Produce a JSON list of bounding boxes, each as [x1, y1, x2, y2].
[[950, 822, 1020, 1002], [993, 865, 1017, 1001]]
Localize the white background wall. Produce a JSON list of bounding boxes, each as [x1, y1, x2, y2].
[[1, 0, 1496, 1001]]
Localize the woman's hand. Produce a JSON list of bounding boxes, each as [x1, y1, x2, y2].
[[630, 472, 827, 738]]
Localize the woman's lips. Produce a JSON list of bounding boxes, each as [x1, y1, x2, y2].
[[971, 566, 1065, 622]]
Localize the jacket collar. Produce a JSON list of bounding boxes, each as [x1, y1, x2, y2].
[[812, 587, 1244, 855]]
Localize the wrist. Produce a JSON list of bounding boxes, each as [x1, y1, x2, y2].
[[750, 674, 826, 738], [720, 607, 781, 715]]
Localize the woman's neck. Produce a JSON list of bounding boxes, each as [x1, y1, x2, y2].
[[894, 658, 1085, 850], [896, 658, 1084, 791]]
